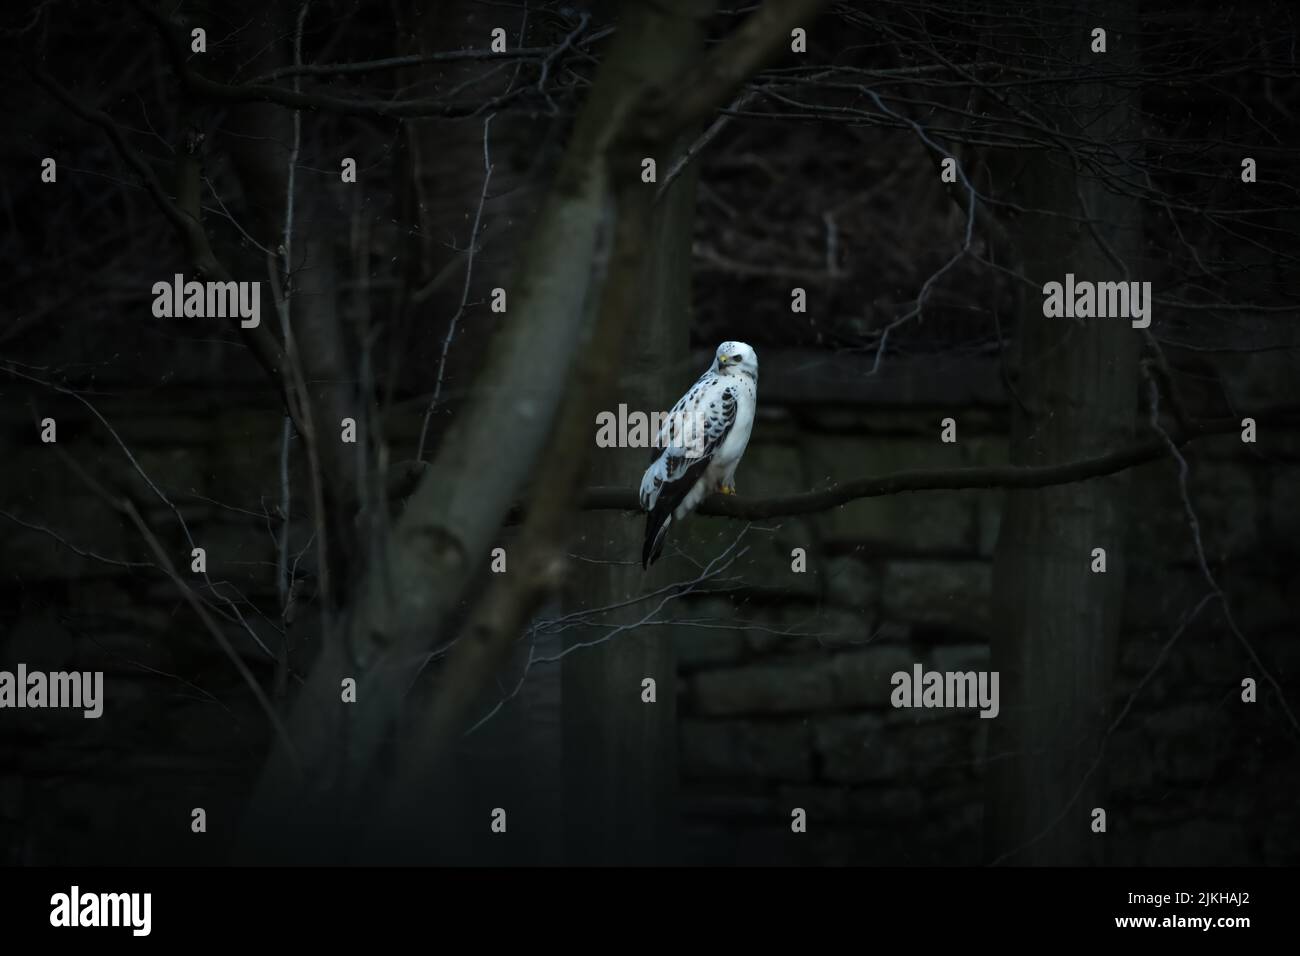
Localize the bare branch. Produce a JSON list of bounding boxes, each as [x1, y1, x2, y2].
[[29, 67, 297, 424], [416, 112, 497, 462], [383, 410, 1292, 520]]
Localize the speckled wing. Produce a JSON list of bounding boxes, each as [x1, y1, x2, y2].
[[639, 377, 738, 567], [640, 370, 721, 510]]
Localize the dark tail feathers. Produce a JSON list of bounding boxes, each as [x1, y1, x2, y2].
[[642, 510, 672, 569]]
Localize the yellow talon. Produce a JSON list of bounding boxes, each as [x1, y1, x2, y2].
[[720, 484, 736, 496]]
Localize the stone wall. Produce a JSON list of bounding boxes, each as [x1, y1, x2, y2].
[[2, 350, 1297, 864], [671, 352, 1300, 865]]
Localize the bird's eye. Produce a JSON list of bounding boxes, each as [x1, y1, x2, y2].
[[731, 354, 743, 362]]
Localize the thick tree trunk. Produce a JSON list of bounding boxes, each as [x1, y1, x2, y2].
[[236, 24, 646, 862], [983, 1, 1141, 865], [236, 0, 723, 863], [236, 0, 816, 862]]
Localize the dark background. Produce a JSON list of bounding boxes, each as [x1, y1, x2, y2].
[[1, 0, 1297, 866]]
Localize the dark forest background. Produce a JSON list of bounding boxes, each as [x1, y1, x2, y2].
[[1, 0, 1298, 865]]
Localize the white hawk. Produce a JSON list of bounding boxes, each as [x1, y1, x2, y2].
[[639, 341, 758, 568]]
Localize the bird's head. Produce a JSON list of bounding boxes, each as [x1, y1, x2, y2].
[[715, 341, 758, 378]]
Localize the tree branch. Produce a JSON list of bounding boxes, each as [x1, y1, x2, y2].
[[640, 0, 827, 147], [251, 46, 568, 84], [130, 0, 550, 120], [385, 410, 1295, 522]]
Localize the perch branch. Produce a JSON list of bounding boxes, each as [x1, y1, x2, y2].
[[386, 411, 1294, 521]]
